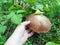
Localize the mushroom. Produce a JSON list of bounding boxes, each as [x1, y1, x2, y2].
[[26, 10, 51, 33]]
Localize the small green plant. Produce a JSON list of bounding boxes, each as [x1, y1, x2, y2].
[[0, 0, 60, 45]]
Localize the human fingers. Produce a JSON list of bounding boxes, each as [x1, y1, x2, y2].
[[28, 32, 34, 37], [16, 21, 30, 31], [21, 21, 30, 26]]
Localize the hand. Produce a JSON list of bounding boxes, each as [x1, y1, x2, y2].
[[5, 21, 34, 45], [16, 21, 34, 44]]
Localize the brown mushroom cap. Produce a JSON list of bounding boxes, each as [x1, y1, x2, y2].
[[26, 14, 51, 33]]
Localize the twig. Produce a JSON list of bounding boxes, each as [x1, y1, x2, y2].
[[14, 0, 19, 4]]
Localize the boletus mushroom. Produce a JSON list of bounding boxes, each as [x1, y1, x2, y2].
[[26, 10, 51, 33]]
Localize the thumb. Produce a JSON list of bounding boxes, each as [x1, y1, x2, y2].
[[28, 32, 34, 37]]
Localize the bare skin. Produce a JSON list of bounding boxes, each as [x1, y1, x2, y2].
[[5, 21, 34, 45]]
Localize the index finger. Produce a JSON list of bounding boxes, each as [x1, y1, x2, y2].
[[21, 21, 30, 26]]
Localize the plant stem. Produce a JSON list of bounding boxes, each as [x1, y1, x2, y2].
[[14, 0, 19, 4]]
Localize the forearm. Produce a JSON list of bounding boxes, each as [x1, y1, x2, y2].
[[4, 28, 24, 45]]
